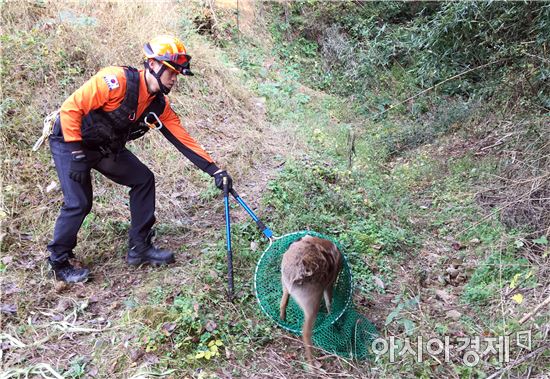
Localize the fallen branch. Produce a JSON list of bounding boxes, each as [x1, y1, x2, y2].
[[0, 363, 64, 379], [525, 52, 550, 64], [128, 368, 177, 378], [519, 294, 550, 325], [208, 0, 220, 31], [458, 174, 549, 237], [371, 59, 507, 120], [479, 132, 517, 151], [485, 342, 550, 379]]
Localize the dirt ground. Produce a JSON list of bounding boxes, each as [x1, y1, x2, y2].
[[0, 77, 316, 378]]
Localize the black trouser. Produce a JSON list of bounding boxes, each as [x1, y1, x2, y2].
[[47, 119, 156, 263]]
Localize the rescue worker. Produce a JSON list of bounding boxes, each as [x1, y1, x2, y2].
[[46, 35, 232, 282]]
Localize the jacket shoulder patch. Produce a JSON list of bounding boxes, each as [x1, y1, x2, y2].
[[103, 74, 120, 90]]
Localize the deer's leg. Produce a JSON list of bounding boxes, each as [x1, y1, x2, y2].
[[279, 284, 290, 321], [323, 285, 334, 314], [300, 292, 322, 367]]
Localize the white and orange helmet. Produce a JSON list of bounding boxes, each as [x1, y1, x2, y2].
[[144, 35, 193, 76]]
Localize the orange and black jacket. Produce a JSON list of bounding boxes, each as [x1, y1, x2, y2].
[[59, 66, 219, 175]]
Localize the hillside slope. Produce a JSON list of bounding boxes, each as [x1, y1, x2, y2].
[[1, 2, 549, 379]]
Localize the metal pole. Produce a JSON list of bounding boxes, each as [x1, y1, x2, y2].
[[230, 188, 273, 239], [223, 177, 234, 301]]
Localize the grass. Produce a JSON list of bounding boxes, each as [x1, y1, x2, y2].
[[225, 11, 547, 376], [1, 1, 278, 377], [2, 1, 549, 378]]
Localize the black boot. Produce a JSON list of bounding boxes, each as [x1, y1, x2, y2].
[[127, 231, 175, 266], [48, 259, 90, 283]]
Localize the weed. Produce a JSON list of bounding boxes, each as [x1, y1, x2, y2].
[[463, 247, 535, 306], [3, 1, 548, 377], [65, 357, 87, 379], [384, 293, 419, 336]]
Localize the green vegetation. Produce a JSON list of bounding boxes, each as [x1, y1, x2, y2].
[[269, 2, 549, 106], [2, 1, 548, 378], [223, 1, 548, 376], [462, 250, 533, 306]]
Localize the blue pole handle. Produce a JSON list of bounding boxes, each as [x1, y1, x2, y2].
[[224, 195, 232, 252], [230, 189, 273, 239], [223, 178, 234, 301]]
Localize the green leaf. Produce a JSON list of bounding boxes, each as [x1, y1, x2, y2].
[[385, 307, 401, 325], [402, 319, 416, 336], [533, 236, 548, 245], [509, 273, 521, 289], [405, 296, 419, 308]]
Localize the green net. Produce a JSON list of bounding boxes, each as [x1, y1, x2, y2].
[[254, 231, 378, 359]]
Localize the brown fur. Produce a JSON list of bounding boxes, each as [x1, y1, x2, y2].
[[279, 235, 343, 366]]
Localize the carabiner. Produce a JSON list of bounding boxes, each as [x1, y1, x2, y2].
[[144, 112, 163, 131]]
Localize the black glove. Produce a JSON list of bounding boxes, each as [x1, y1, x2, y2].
[[69, 150, 90, 184], [213, 170, 233, 191]]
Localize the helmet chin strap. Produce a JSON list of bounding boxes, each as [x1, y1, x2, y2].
[[144, 61, 171, 95]]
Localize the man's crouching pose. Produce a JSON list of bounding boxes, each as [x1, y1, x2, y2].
[[46, 35, 232, 282]]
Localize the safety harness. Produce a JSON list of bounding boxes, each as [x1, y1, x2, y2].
[[33, 66, 165, 153], [144, 61, 171, 95]]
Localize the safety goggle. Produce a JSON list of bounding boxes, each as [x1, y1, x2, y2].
[[158, 52, 191, 66], [163, 58, 193, 76]]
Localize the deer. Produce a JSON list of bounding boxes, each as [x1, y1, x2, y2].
[[279, 235, 343, 367]]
